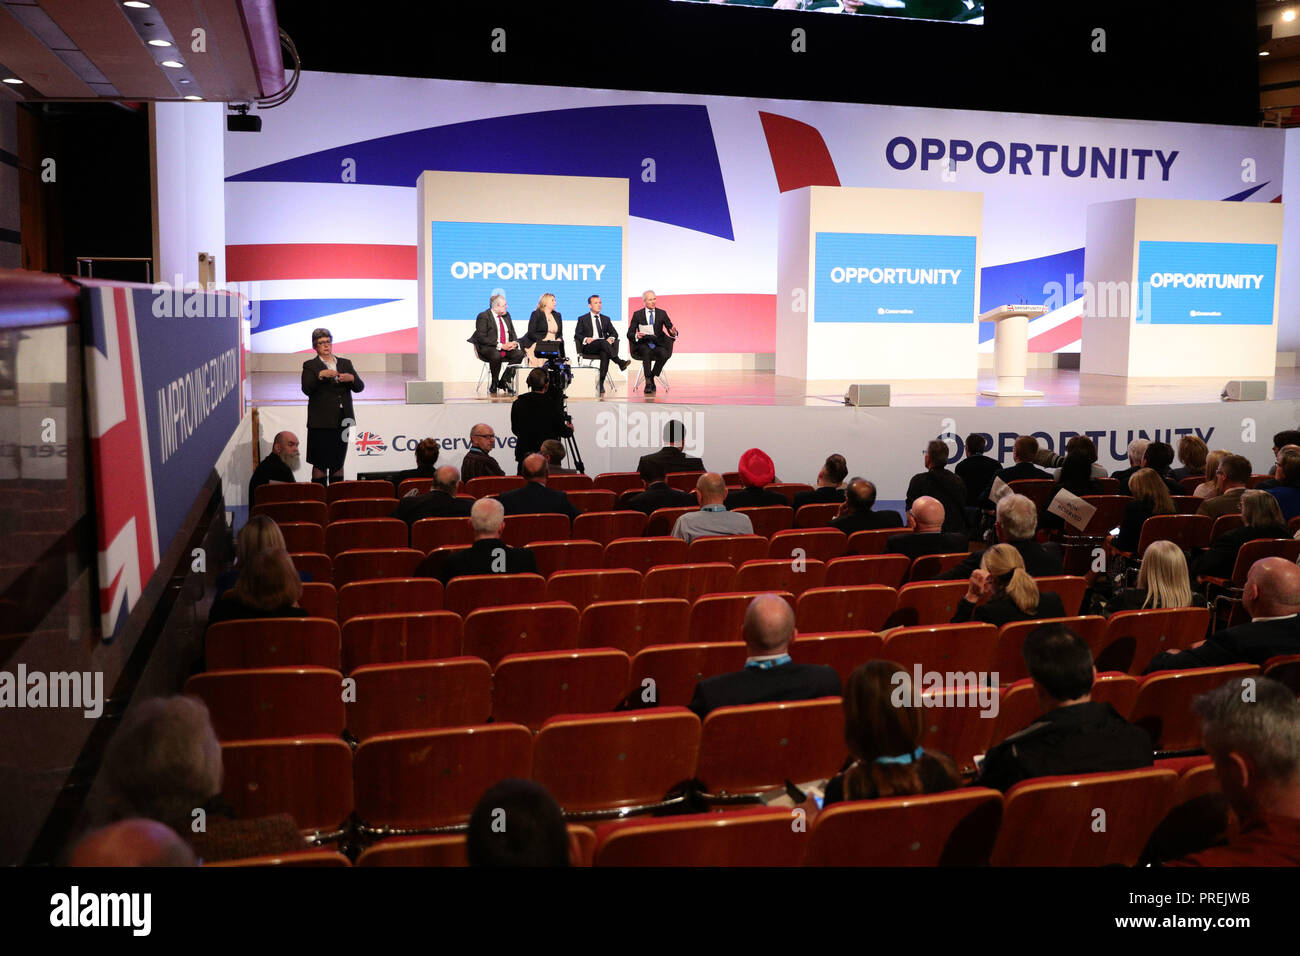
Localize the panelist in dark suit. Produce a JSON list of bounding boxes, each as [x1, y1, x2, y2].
[[437, 498, 539, 586], [830, 478, 904, 534], [510, 368, 573, 470], [392, 466, 471, 526], [636, 420, 704, 481], [885, 497, 968, 561], [687, 594, 840, 720], [300, 327, 364, 483], [573, 294, 630, 396], [628, 290, 677, 394], [523, 293, 566, 364], [623, 461, 695, 515], [496, 454, 579, 521], [469, 293, 524, 395]]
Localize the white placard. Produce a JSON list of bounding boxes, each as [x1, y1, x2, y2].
[[1046, 487, 1098, 531]]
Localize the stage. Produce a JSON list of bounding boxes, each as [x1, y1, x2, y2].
[[246, 366, 1300, 515]]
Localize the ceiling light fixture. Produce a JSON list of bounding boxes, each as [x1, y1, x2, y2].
[[1261, 50, 1271, 56], [161, 60, 183, 68], [2, 77, 22, 84], [1286, 9, 1297, 22], [123, 2, 152, 7], [183, 95, 202, 101], [147, 39, 171, 47]]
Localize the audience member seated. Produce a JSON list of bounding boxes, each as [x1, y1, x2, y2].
[[672, 473, 754, 544], [1253, 429, 1300, 491], [1042, 450, 1105, 533], [467, 779, 571, 867], [821, 660, 961, 807], [1196, 453, 1252, 520], [687, 594, 841, 719], [391, 437, 440, 487], [1146, 557, 1300, 673], [496, 454, 579, 521], [792, 453, 848, 510], [885, 496, 968, 560], [623, 461, 694, 515], [215, 514, 302, 595], [1108, 540, 1204, 614], [540, 438, 578, 475], [829, 478, 903, 534], [951, 544, 1066, 626], [1133, 440, 1183, 496], [1267, 448, 1300, 522], [208, 548, 309, 625], [392, 465, 471, 525], [940, 494, 1063, 580], [1113, 468, 1176, 553], [248, 430, 299, 503], [1193, 448, 1230, 499], [1169, 434, 1209, 483], [1166, 678, 1300, 866], [67, 818, 197, 867], [1191, 490, 1290, 581], [1039, 435, 1108, 480], [438, 498, 539, 585], [88, 695, 303, 863], [905, 439, 968, 535], [1111, 438, 1149, 490], [975, 623, 1154, 792], [724, 448, 786, 509], [460, 423, 506, 481], [979, 435, 1052, 508], [636, 419, 704, 482], [954, 433, 1001, 509]]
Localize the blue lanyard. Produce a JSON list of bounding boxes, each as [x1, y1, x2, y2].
[[875, 746, 925, 766], [745, 654, 792, 671]]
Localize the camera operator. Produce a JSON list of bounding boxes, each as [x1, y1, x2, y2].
[[511, 367, 574, 476]]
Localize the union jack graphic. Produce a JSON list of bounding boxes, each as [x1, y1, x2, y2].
[[83, 285, 161, 640], [354, 431, 387, 456]]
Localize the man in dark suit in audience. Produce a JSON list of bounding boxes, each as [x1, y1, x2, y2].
[[438, 498, 539, 585], [623, 461, 695, 515], [687, 594, 841, 720], [1135, 440, 1184, 496], [886, 496, 968, 560], [830, 478, 904, 534], [496, 454, 580, 521], [636, 420, 704, 481], [725, 448, 787, 509], [248, 430, 298, 503], [955, 433, 1000, 511], [792, 454, 848, 511], [1146, 558, 1300, 673], [939, 494, 1063, 580], [979, 435, 1053, 507], [1197, 454, 1251, 520], [461, 423, 506, 481], [1111, 438, 1149, 490], [975, 623, 1153, 792], [1254, 430, 1300, 491], [905, 439, 968, 535], [392, 466, 470, 526]]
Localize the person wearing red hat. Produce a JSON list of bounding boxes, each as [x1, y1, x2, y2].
[[725, 448, 787, 510]]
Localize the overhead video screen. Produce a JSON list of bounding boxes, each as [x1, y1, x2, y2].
[[670, 0, 984, 24]]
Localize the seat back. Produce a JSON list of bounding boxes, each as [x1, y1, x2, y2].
[[595, 809, 807, 867], [686, 534, 769, 567], [1210, 513, 1245, 541], [790, 632, 882, 682], [768, 528, 847, 563], [880, 623, 999, 674], [464, 476, 525, 498], [794, 503, 841, 528], [325, 518, 408, 558], [252, 500, 327, 528], [603, 536, 688, 573], [642, 563, 737, 602], [205, 618, 341, 671], [846, 527, 910, 555], [332, 548, 424, 588], [492, 649, 632, 730], [411, 516, 474, 553], [907, 552, 969, 583], [643, 506, 697, 537], [891, 581, 974, 627], [547, 568, 643, 611], [529, 539, 604, 577], [592, 472, 645, 497], [764, 483, 813, 505], [1007, 479, 1056, 512], [805, 789, 1003, 866], [566, 490, 616, 514], [185, 667, 345, 741], [1227, 538, 1300, 584], [825, 555, 910, 589], [1263, 653, 1300, 695], [254, 482, 325, 507], [628, 642, 747, 707], [576, 598, 691, 655], [328, 498, 399, 523], [915, 686, 1000, 776], [347, 658, 493, 740], [1034, 575, 1089, 616], [500, 513, 572, 548], [733, 558, 825, 597], [462, 601, 580, 668], [395, 477, 433, 498], [735, 506, 794, 538], [326, 480, 397, 503], [993, 616, 1107, 683], [337, 577, 443, 625], [573, 510, 647, 545], [289, 551, 333, 585], [1131, 664, 1260, 751], [340, 611, 463, 673], [413, 545, 470, 582], [1098, 606, 1212, 675], [278, 522, 326, 554], [353, 725, 533, 829], [664, 471, 706, 492], [298, 582, 337, 621], [1075, 496, 1129, 537], [795, 585, 898, 633], [697, 698, 844, 795], [1136, 514, 1212, 555], [689, 590, 796, 644], [220, 737, 353, 833], [443, 572, 547, 617], [990, 769, 1178, 866], [547, 474, 594, 491]]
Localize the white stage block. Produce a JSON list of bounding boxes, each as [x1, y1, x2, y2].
[[777, 186, 982, 381], [416, 171, 629, 384], [1080, 198, 1284, 378]]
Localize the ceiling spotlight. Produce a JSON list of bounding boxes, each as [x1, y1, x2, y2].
[[1286, 9, 1297, 21], [161, 60, 183, 68], [123, 1, 152, 7], [183, 95, 202, 101], [179, 79, 191, 84], [147, 39, 172, 47], [2, 78, 22, 84], [1261, 49, 1271, 56]]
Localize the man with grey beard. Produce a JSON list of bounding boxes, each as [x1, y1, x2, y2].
[[248, 431, 300, 503]]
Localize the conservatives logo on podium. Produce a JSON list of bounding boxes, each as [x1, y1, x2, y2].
[[814, 232, 977, 324], [1135, 240, 1277, 326]]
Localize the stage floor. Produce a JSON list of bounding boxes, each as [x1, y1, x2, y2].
[[249, 366, 1300, 409]]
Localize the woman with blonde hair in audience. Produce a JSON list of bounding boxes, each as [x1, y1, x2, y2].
[[209, 547, 308, 624], [821, 660, 960, 807], [951, 543, 1067, 625], [1110, 539, 1203, 613], [1194, 450, 1230, 499], [1191, 490, 1290, 581], [1114, 468, 1176, 553], [214, 515, 287, 595], [1170, 434, 1209, 483]]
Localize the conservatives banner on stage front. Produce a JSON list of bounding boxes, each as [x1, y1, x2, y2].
[[814, 232, 977, 323]]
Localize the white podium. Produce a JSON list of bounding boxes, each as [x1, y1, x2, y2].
[[979, 305, 1048, 397]]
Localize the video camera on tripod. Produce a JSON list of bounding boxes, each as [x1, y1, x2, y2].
[[532, 346, 584, 472]]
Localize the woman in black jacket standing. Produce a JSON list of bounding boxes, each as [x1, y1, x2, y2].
[[301, 327, 364, 483]]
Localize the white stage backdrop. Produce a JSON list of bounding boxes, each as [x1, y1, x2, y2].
[[224, 72, 1288, 363], [254, 399, 1300, 514]]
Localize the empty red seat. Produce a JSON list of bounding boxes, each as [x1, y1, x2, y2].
[[906, 552, 969, 583], [642, 563, 737, 602], [1263, 653, 1300, 694], [1096, 607, 1212, 675], [289, 551, 333, 585], [346, 658, 493, 739], [629, 642, 747, 707], [643, 506, 697, 537], [768, 528, 847, 563], [411, 517, 474, 553], [443, 572, 547, 618], [664, 471, 706, 492], [697, 698, 843, 796], [326, 480, 398, 503], [603, 536, 688, 573], [1130, 663, 1259, 751], [764, 483, 813, 506], [881, 622, 999, 674], [992, 616, 1108, 683], [735, 506, 794, 538], [220, 737, 353, 834], [805, 788, 1003, 866], [790, 632, 881, 682], [890, 581, 970, 627], [332, 548, 423, 588], [462, 601, 580, 668], [825, 554, 910, 589], [395, 477, 433, 498], [547, 474, 594, 491], [579, 598, 691, 655], [500, 513, 572, 548], [592, 472, 645, 497], [1034, 576, 1089, 616], [253, 483, 325, 507], [595, 808, 807, 867], [529, 539, 604, 577], [687, 534, 769, 567], [846, 527, 909, 555], [566, 490, 616, 513], [298, 582, 336, 621], [794, 503, 842, 528], [795, 585, 897, 633], [328, 497, 398, 523], [733, 558, 826, 596], [492, 649, 631, 730], [205, 618, 341, 671], [414, 545, 470, 581], [1126, 514, 1213, 557], [689, 591, 796, 644], [278, 522, 325, 554], [185, 667, 345, 741], [547, 568, 643, 611], [253, 500, 327, 528], [325, 518, 407, 558], [463, 476, 525, 498], [915, 685, 1000, 776], [337, 577, 442, 625], [573, 510, 647, 545], [340, 611, 463, 673]]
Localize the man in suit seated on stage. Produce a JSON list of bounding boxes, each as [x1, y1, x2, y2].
[[636, 419, 704, 481], [792, 454, 848, 511], [830, 478, 904, 534], [438, 498, 539, 586], [628, 290, 677, 395], [975, 623, 1153, 792], [392, 465, 470, 526], [672, 473, 754, 544], [623, 461, 695, 516], [248, 430, 298, 503], [886, 496, 968, 561], [1167, 677, 1300, 866], [906, 439, 969, 535], [574, 294, 631, 397], [470, 293, 524, 396], [979, 435, 1053, 508], [496, 453, 580, 521], [938, 493, 1063, 580], [688, 594, 841, 720], [1145, 558, 1300, 674], [725, 448, 787, 510], [460, 423, 506, 481]]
